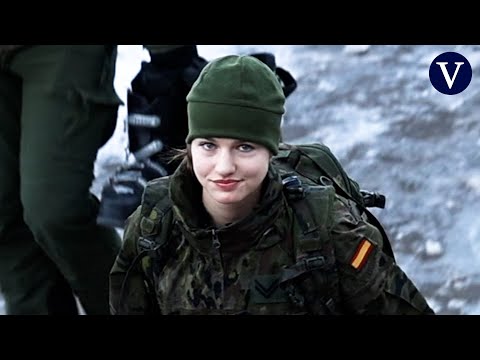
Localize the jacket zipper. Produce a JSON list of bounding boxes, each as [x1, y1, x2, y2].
[[212, 228, 221, 250], [211, 228, 226, 309]]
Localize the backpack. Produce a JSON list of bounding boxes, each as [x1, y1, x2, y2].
[[272, 142, 392, 258], [125, 142, 394, 314], [271, 143, 393, 313]]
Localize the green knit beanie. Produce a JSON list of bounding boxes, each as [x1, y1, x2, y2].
[[186, 55, 285, 155]]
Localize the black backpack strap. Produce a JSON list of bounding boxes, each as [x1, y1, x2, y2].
[[363, 208, 395, 260], [279, 181, 341, 314], [117, 243, 160, 314]]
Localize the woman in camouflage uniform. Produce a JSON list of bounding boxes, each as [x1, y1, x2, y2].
[[109, 54, 434, 315]]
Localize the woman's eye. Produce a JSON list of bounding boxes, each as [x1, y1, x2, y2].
[[239, 144, 254, 152], [200, 142, 216, 150]]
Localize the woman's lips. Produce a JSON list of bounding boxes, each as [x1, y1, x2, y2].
[[213, 180, 241, 190]]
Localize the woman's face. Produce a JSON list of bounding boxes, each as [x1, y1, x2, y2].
[[191, 137, 271, 207]]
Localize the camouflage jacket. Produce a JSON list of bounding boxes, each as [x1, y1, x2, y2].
[[110, 162, 434, 315]]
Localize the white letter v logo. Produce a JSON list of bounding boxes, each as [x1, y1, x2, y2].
[[436, 62, 464, 89]]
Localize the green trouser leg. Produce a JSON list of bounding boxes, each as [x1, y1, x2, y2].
[[0, 45, 123, 315], [0, 68, 79, 315]]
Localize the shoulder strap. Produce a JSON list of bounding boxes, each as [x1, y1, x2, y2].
[[132, 177, 175, 305], [275, 143, 395, 260], [117, 176, 174, 314], [279, 182, 341, 314], [137, 176, 175, 265], [118, 215, 173, 315], [294, 143, 365, 205]]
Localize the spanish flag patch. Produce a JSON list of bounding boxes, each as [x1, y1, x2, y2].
[[350, 238, 374, 270]]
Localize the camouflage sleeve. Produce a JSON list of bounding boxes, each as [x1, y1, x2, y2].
[[109, 206, 157, 315], [330, 195, 434, 315]]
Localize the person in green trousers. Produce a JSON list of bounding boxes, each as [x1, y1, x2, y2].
[[0, 45, 206, 314], [0, 45, 125, 314]]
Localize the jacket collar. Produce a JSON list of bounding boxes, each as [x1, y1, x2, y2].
[[169, 160, 287, 255]]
